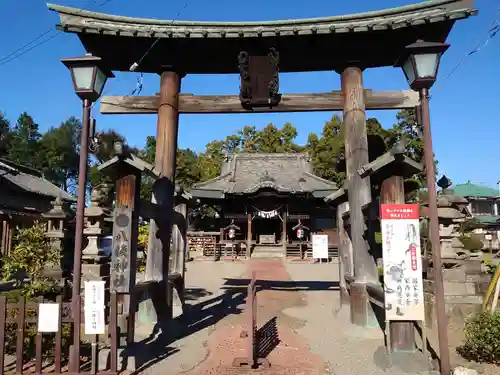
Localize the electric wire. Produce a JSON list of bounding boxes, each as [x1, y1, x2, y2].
[[129, 3, 188, 71], [0, 0, 114, 67], [430, 6, 500, 98]]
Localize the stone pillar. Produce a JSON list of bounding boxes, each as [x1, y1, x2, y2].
[[340, 66, 377, 327], [282, 211, 287, 255], [1, 219, 8, 255], [81, 189, 111, 285], [42, 194, 72, 286], [171, 197, 187, 318], [337, 202, 353, 306], [145, 69, 182, 320], [247, 213, 252, 258]]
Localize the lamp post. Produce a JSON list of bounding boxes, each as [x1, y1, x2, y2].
[[395, 39, 450, 375], [61, 54, 113, 371]]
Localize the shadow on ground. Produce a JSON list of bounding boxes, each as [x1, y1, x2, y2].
[[258, 316, 281, 358], [128, 278, 338, 374]]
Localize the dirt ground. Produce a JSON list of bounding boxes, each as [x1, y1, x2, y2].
[[131, 259, 499, 375]]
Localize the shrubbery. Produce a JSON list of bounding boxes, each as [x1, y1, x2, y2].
[[457, 311, 500, 364], [458, 235, 484, 252], [1, 222, 72, 361]]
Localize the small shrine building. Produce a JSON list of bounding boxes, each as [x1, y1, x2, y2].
[[190, 153, 338, 258]]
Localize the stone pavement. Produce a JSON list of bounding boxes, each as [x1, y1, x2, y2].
[[134, 259, 436, 375]]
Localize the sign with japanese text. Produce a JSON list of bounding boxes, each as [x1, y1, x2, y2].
[[84, 281, 106, 335], [84, 307, 105, 335], [84, 280, 105, 308], [111, 207, 133, 293], [381, 204, 424, 321], [312, 234, 328, 259]]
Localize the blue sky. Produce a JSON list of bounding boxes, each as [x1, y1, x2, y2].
[[0, 0, 498, 188]]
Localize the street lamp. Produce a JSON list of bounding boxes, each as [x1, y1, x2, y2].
[[61, 54, 113, 372], [395, 39, 450, 375], [396, 40, 449, 91]]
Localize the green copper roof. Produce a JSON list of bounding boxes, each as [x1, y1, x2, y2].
[[474, 216, 499, 224], [452, 181, 499, 198]]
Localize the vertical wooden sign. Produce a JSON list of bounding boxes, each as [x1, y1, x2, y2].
[[110, 173, 139, 293], [111, 207, 133, 293]]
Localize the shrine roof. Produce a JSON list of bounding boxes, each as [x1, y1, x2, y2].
[[47, 0, 476, 74], [451, 181, 499, 198], [0, 159, 75, 202], [191, 153, 337, 199]]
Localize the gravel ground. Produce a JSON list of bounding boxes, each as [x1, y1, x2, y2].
[[131, 259, 498, 375], [133, 260, 248, 375], [283, 261, 436, 375]]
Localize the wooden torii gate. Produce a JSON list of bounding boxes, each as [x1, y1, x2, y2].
[[48, 0, 476, 357]]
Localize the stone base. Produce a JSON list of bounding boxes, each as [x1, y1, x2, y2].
[[41, 266, 65, 287], [349, 282, 379, 328], [390, 321, 416, 353], [98, 347, 136, 372], [81, 263, 110, 281], [424, 292, 482, 330], [136, 278, 185, 324], [340, 286, 350, 306]]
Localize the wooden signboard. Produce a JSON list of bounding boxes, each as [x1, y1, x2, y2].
[[111, 207, 133, 293], [380, 204, 424, 321]]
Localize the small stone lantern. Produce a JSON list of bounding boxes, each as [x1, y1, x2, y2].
[[42, 193, 72, 286], [81, 184, 112, 283]]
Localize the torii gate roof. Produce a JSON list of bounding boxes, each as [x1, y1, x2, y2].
[[47, 0, 476, 74]]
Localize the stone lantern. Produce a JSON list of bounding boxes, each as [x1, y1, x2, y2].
[[81, 184, 112, 283], [42, 193, 72, 286]]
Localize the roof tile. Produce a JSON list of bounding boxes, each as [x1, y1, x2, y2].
[[192, 153, 336, 197], [451, 181, 498, 198], [0, 160, 75, 201]]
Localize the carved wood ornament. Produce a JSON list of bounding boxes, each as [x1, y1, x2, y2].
[[238, 48, 282, 109]]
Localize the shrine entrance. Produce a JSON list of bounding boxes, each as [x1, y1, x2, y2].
[[47, 0, 476, 374], [253, 216, 282, 244], [252, 210, 283, 245]]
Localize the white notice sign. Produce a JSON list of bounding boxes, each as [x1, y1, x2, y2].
[[84, 281, 106, 335], [312, 234, 328, 259], [38, 303, 60, 333], [84, 307, 105, 335], [84, 280, 106, 308], [381, 204, 424, 321]]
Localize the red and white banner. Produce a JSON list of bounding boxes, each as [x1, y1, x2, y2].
[[381, 204, 424, 321]]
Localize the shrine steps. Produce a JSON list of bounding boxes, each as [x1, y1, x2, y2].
[[251, 245, 284, 259]]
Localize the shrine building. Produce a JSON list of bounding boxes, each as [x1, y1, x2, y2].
[[190, 153, 338, 259]]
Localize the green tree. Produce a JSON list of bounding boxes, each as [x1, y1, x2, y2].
[[0, 111, 10, 156], [306, 114, 345, 185], [305, 115, 391, 186], [387, 108, 437, 199], [6, 112, 41, 167], [88, 129, 137, 191], [176, 148, 200, 188], [38, 117, 80, 192], [254, 122, 302, 153], [195, 122, 303, 182], [197, 140, 226, 181], [238, 125, 259, 152]]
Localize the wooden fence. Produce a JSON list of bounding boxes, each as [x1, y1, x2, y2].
[[0, 293, 119, 375]]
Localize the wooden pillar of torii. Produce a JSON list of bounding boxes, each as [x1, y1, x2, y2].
[[339, 66, 379, 326], [145, 69, 183, 320]]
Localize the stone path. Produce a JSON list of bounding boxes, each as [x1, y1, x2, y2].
[[181, 259, 326, 375], [135, 259, 436, 375]]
